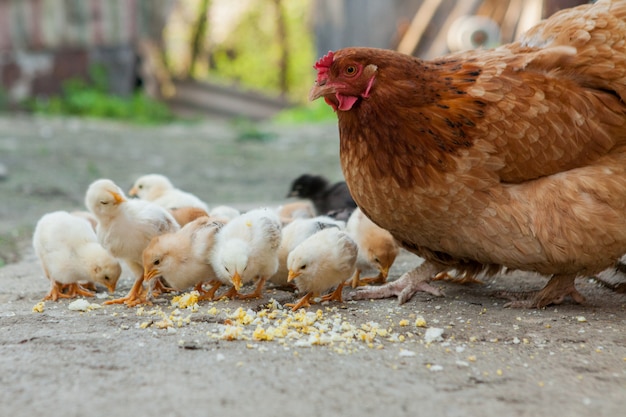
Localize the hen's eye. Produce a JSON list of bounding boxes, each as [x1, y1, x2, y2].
[[345, 65, 357, 75]]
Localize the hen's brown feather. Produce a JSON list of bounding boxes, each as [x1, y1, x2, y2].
[[311, 0, 626, 301]]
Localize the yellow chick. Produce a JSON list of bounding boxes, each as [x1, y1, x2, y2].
[[169, 206, 209, 227], [128, 174, 209, 211], [286, 227, 357, 311], [346, 207, 399, 288], [33, 211, 121, 301], [269, 216, 344, 287], [211, 207, 281, 299], [143, 216, 224, 300], [209, 205, 241, 221], [275, 201, 316, 225], [85, 178, 180, 306]]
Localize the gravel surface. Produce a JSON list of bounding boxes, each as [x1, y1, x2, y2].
[[0, 114, 625, 417]]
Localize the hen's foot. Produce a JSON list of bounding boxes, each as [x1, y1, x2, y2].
[[433, 272, 483, 285], [495, 275, 585, 308], [320, 282, 345, 303], [348, 262, 444, 304], [285, 292, 315, 311]]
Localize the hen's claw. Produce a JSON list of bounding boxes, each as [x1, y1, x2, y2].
[[495, 275, 585, 308], [348, 262, 444, 304]]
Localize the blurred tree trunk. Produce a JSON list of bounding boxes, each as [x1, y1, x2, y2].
[[188, 0, 211, 78], [273, 0, 289, 96]]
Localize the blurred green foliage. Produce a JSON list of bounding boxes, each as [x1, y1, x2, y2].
[[167, 0, 315, 103], [26, 66, 175, 124], [273, 99, 337, 124]]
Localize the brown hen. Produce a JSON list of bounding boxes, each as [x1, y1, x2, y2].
[[309, 0, 626, 308]]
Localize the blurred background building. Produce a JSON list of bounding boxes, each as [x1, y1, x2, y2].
[[0, 0, 588, 120]]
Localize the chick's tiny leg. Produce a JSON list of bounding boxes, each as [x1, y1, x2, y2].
[[43, 281, 67, 301], [497, 275, 585, 308], [285, 292, 314, 311], [320, 282, 345, 303], [237, 276, 267, 300], [197, 280, 222, 301], [65, 283, 95, 298], [349, 261, 445, 304], [350, 270, 362, 288], [359, 271, 388, 285], [152, 278, 174, 296], [103, 276, 148, 307]]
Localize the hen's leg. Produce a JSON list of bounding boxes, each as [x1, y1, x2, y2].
[[433, 271, 483, 285], [497, 275, 585, 308], [349, 261, 444, 304]]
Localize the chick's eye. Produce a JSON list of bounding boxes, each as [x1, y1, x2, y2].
[[104, 276, 110, 281], [99, 200, 108, 205], [345, 65, 357, 76], [153, 259, 160, 266], [301, 265, 307, 270], [138, 185, 143, 189]]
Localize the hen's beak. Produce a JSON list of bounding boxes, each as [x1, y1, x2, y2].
[[287, 270, 302, 282], [107, 190, 126, 204], [308, 80, 334, 101], [143, 268, 160, 283], [232, 271, 243, 291]]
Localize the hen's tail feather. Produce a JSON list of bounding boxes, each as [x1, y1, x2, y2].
[[519, 0, 626, 101]]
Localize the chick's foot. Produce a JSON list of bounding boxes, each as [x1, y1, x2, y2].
[[320, 282, 345, 303], [496, 275, 586, 308], [103, 277, 150, 307], [285, 292, 314, 311], [349, 262, 444, 304]]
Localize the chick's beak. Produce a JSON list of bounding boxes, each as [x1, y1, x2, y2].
[[128, 186, 138, 197], [143, 268, 160, 283], [232, 271, 242, 291], [107, 190, 126, 204], [287, 270, 301, 282], [380, 266, 390, 279], [106, 281, 117, 293]]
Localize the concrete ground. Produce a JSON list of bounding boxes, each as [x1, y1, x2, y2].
[[0, 115, 624, 417]]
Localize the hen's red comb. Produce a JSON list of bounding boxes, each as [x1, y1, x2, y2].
[[314, 51, 334, 70]]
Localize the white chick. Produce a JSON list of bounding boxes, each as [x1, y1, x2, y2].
[[85, 178, 180, 306], [269, 216, 344, 287], [346, 207, 400, 288], [33, 211, 121, 301], [211, 207, 281, 299], [143, 216, 224, 300], [128, 173, 209, 211], [286, 227, 357, 311]]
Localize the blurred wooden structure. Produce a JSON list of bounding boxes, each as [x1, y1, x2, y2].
[[313, 0, 589, 59], [0, 0, 172, 105]]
